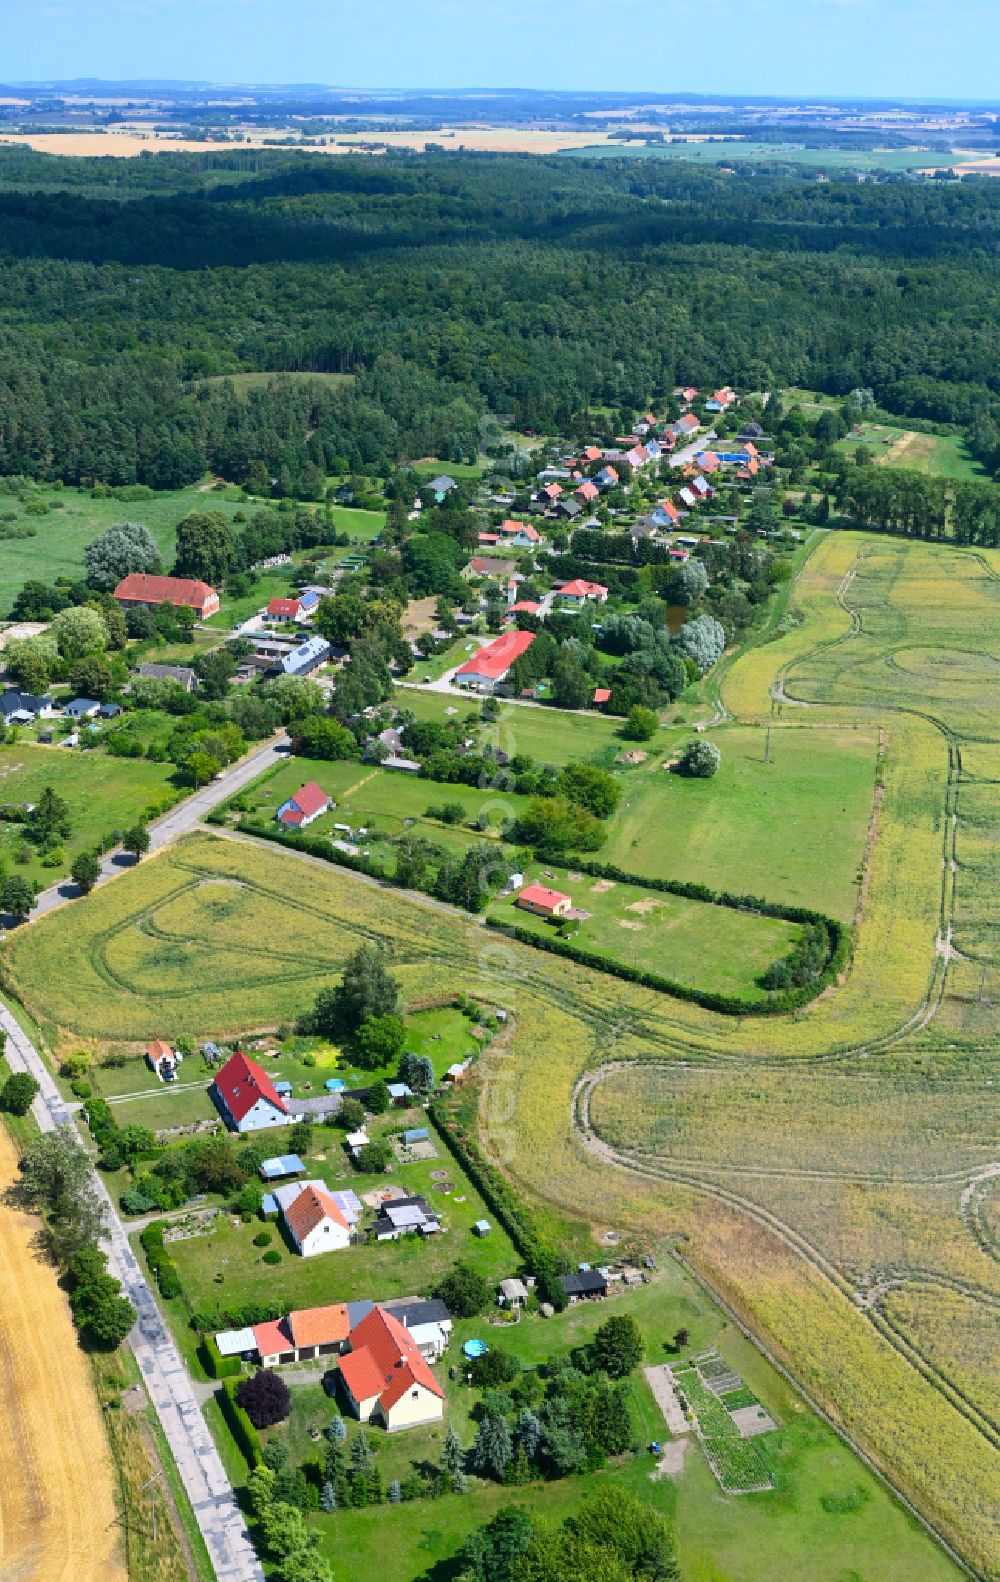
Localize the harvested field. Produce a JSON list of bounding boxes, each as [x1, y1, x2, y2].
[[0, 1127, 124, 1580]]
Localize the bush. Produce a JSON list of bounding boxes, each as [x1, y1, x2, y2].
[[621, 705, 658, 741], [438, 1261, 492, 1318], [262, 1249, 282, 1265], [354, 1140, 392, 1174], [236, 1368, 291, 1429], [253, 1231, 272, 1248], [676, 738, 721, 778], [1, 1071, 39, 1115]]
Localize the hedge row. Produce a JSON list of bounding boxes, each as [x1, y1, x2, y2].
[[200, 1333, 242, 1380], [220, 1378, 262, 1468], [139, 1221, 182, 1300], [428, 1105, 567, 1310], [190, 1298, 285, 1331], [486, 909, 851, 1018]]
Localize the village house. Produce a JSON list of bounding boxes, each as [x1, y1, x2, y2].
[[113, 572, 220, 621], [595, 465, 619, 489], [462, 556, 517, 581], [254, 1304, 352, 1367], [272, 635, 331, 678], [554, 579, 608, 608], [276, 780, 332, 829], [454, 628, 535, 691], [516, 882, 573, 919], [575, 479, 599, 504], [135, 661, 198, 691], [338, 1305, 445, 1431], [649, 500, 681, 530], [266, 595, 307, 624], [499, 519, 543, 547], [0, 689, 55, 726], [65, 697, 101, 720], [428, 474, 457, 500], [212, 1050, 292, 1133], [275, 1180, 353, 1257], [146, 1039, 181, 1082]]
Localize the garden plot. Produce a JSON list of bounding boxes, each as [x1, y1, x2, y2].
[[672, 1352, 778, 1493]]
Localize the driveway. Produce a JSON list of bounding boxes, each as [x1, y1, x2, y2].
[[0, 1003, 263, 1582], [23, 733, 290, 924], [669, 429, 716, 470]]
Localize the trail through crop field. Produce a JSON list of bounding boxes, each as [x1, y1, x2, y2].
[[0, 1125, 125, 1581], [6, 531, 1000, 1577]]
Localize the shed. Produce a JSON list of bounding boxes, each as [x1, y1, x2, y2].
[[499, 1277, 528, 1306], [274, 1080, 293, 1097], [258, 1153, 306, 1182], [473, 1219, 492, 1237], [261, 1193, 279, 1216]]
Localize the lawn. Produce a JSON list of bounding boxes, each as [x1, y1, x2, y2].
[[0, 741, 179, 887], [409, 457, 487, 482], [248, 1261, 960, 1582], [203, 567, 303, 629], [0, 482, 250, 614], [232, 755, 531, 860], [398, 687, 682, 766], [600, 723, 877, 921], [167, 1131, 517, 1314], [196, 371, 355, 396]]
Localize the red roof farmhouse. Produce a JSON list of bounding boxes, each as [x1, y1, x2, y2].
[[113, 572, 220, 620], [454, 628, 534, 691], [212, 1050, 291, 1133]]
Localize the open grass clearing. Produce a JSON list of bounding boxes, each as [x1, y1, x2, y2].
[[489, 859, 801, 1000], [195, 371, 355, 396], [558, 141, 977, 171], [0, 741, 178, 887], [0, 482, 249, 614]]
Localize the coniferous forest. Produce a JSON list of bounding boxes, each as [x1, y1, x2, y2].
[[4, 147, 1000, 489]]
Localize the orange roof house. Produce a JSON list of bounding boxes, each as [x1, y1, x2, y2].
[[338, 1306, 444, 1431], [282, 1183, 352, 1257]]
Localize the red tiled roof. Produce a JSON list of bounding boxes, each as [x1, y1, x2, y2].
[[501, 519, 540, 541], [517, 883, 571, 911], [340, 1305, 443, 1409], [268, 597, 300, 617], [284, 1184, 350, 1244], [576, 481, 599, 501], [582, 445, 601, 462], [214, 1050, 288, 1125], [557, 579, 608, 600], [253, 1317, 292, 1357], [542, 482, 562, 499], [593, 688, 611, 704], [113, 573, 217, 612], [456, 628, 535, 682], [289, 1304, 350, 1350], [287, 781, 329, 819], [510, 600, 541, 615], [147, 1039, 173, 1061]]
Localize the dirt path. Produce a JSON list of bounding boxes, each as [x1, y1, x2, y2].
[[0, 1127, 125, 1581], [874, 430, 919, 466]]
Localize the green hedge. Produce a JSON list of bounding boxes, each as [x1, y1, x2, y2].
[[486, 911, 850, 1019], [139, 1220, 182, 1301], [220, 1378, 262, 1468], [200, 1333, 242, 1380]]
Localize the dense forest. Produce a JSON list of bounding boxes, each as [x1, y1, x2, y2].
[[3, 147, 1000, 489]]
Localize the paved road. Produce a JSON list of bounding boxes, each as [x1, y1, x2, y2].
[[26, 733, 290, 922], [668, 428, 717, 470], [0, 1003, 264, 1582]]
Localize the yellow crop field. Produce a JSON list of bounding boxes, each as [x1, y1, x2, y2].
[[5, 530, 1000, 1575], [0, 1125, 125, 1581]]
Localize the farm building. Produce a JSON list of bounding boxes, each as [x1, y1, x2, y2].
[[560, 1269, 608, 1301], [516, 883, 573, 919], [454, 628, 535, 692], [337, 1305, 445, 1431], [113, 572, 219, 620], [212, 1050, 292, 1133], [276, 780, 332, 829]]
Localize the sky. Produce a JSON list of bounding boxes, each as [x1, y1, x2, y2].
[[4, 0, 999, 104]]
